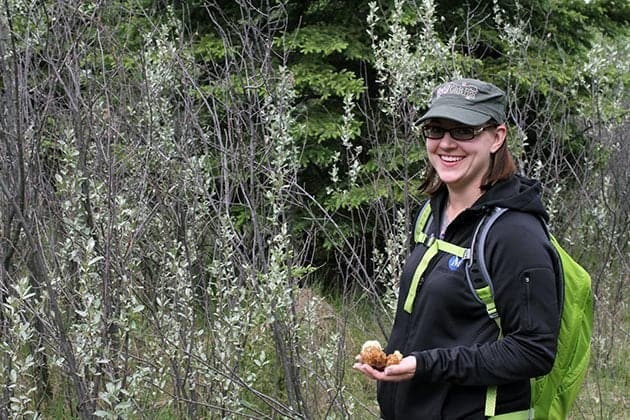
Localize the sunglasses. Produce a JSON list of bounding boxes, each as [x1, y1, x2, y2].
[[422, 124, 497, 141]]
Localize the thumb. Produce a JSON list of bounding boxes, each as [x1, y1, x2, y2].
[[384, 363, 406, 376], [385, 355, 416, 375]]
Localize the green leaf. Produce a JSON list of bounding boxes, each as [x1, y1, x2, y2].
[[290, 61, 365, 99], [294, 107, 362, 143], [283, 24, 371, 60], [193, 33, 227, 60]]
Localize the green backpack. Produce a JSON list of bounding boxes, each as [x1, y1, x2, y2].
[[411, 203, 593, 420]]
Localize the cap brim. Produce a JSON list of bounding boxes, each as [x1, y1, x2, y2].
[[418, 104, 492, 126]]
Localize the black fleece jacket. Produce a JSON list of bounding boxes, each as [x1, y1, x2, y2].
[[377, 175, 562, 419]]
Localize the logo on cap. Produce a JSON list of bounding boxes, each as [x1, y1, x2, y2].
[[436, 82, 479, 100]]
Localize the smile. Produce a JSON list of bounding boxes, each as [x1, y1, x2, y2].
[[440, 155, 464, 163]]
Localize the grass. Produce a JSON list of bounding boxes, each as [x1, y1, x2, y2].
[[570, 299, 629, 419], [25, 281, 630, 419]]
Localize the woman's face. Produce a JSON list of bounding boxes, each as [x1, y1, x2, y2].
[[424, 118, 506, 192]]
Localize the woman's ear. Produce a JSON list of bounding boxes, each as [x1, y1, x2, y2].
[[490, 124, 507, 154]]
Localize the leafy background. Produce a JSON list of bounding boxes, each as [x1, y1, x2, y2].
[[0, 0, 627, 418]]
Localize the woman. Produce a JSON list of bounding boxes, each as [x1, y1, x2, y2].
[[354, 79, 562, 419]]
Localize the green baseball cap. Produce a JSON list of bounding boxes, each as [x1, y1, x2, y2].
[[418, 79, 507, 125]]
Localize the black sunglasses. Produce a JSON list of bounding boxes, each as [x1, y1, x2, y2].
[[422, 124, 497, 141]]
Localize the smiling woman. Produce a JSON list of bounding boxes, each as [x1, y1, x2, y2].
[[353, 79, 562, 420], [418, 80, 517, 198], [423, 117, 506, 202]]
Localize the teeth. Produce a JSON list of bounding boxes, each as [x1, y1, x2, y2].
[[441, 155, 463, 162]]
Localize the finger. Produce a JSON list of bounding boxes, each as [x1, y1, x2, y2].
[[353, 363, 381, 380]]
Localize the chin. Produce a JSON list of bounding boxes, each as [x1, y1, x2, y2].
[[436, 173, 463, 185]]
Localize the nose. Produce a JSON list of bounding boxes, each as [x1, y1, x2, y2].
[[438, 132, 458, 148]]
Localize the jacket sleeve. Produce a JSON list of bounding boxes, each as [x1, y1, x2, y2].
[[411, 212, 562, 385]]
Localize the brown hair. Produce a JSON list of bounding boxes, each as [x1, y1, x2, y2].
[[420, 126, 517, 195]]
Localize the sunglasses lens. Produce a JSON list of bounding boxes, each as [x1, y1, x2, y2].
[[423, 126, 444, 139], [450, 128, 476, 140]]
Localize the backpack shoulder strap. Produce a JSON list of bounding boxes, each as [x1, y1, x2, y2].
[[469, 206, 510, 305], [413, 200, 433, 244], [404, 200, 471, 313], [464, 207, 508, 335], [465, 206, 510, 418]]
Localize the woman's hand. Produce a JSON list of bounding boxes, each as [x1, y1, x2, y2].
[[353, 355, 417, 382]]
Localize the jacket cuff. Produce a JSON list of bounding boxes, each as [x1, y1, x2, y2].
[[409, 351, 426, 379]]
